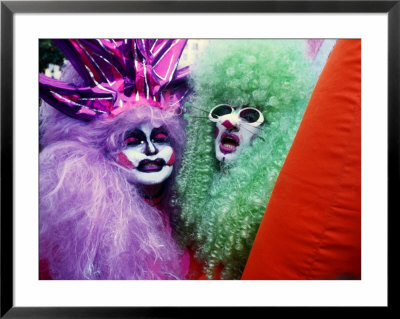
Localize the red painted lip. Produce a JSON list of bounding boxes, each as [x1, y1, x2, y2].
[[219, 133, 240, 154], [137, 159, 165, 173]]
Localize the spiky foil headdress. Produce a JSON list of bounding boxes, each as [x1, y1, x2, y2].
[[39, 39, 189, 120]]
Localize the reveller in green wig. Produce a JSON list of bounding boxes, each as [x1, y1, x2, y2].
[[172, 40, 319, 279]]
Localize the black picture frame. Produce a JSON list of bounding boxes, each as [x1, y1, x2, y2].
[[1, 1, 395, 317]]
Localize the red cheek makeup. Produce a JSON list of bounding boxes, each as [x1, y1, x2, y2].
[[117, 152, 135, 169], [167, 150, 175, 166]]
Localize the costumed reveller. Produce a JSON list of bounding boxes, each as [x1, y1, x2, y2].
[[172, 40, 320, 279], [39, 39, 191, 280]]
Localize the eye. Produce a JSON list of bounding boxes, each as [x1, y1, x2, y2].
[[151, 132, 169, 143], [239, 108, 261, 123], [210, 104, 233, 119], [124, 136, 145, 146], [124, 129, 147, 146]]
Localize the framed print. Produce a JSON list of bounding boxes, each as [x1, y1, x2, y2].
[[1, 0, 395, 317]]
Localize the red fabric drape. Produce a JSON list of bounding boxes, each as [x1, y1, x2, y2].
[[242, 39, 361, 280]]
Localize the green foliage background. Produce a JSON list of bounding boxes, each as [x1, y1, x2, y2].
[[39, 39, 65, 73]]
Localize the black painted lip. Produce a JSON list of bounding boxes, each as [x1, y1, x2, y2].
[[137, 159, 165, 173]]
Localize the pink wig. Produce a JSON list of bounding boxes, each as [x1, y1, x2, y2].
[[39, 65, 187, 279]]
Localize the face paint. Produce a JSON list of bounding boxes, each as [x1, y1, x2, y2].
[[214, 127, 220, 138], [121, 122, 174, 185], [209, 104, 264, 162], [117, 152, 136, 169], [166, 150, 175, 166]]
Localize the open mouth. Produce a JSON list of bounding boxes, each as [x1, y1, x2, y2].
[[137, 159, 165, 173], [219, 133, 240, 154]]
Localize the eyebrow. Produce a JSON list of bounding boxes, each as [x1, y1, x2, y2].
[[124, 129, 146, 140], [150, 126, 169, 138]]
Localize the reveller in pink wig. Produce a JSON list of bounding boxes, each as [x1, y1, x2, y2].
[[39, 39, 189, 280]]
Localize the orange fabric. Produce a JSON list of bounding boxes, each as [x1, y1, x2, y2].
[[242, 40, 361, 280]]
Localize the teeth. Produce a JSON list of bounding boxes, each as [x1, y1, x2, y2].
[[222, 143, 236, 149], [222, 137, 238, 147]]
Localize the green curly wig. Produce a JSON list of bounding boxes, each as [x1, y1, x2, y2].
[[172, 40, 318, 279]]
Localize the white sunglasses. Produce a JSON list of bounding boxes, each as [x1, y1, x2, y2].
[[208, 104, 264, 127]]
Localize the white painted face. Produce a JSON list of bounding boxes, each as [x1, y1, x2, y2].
[[209, 104, 264, 162], [117, 122, 175, 185]]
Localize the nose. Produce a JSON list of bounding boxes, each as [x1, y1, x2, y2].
[[221, 120, 236, 129], [145, 141, 158, 155], [221, 113, 240, 130]]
